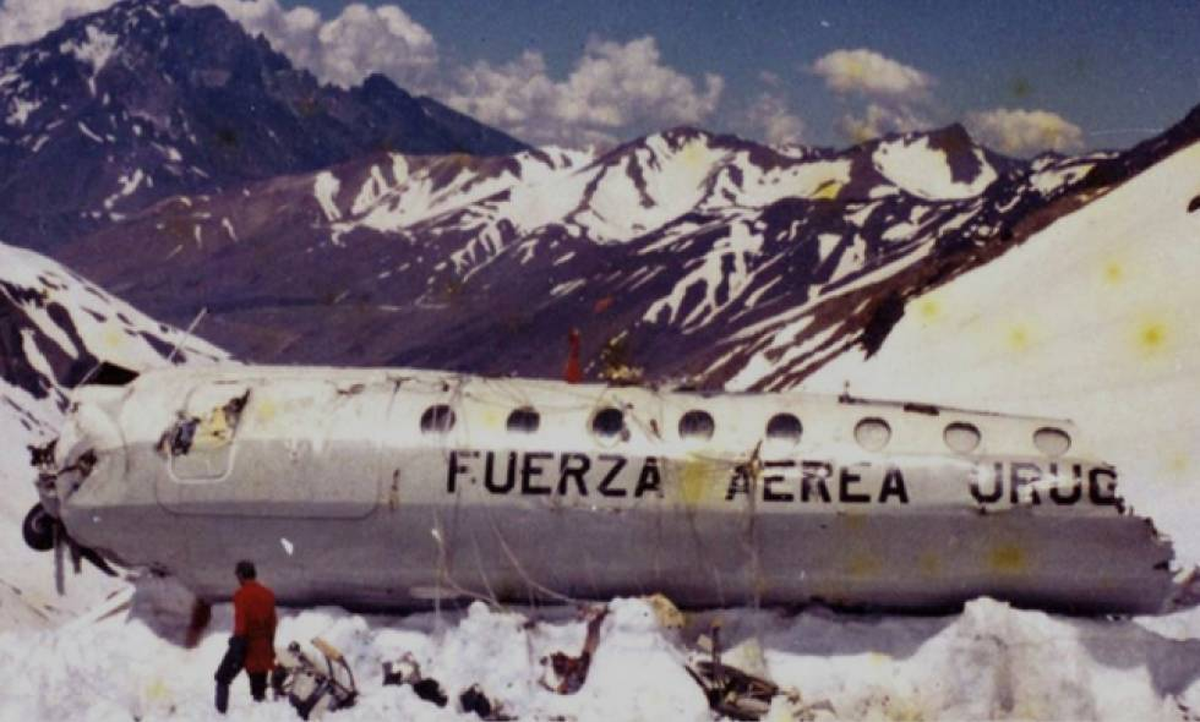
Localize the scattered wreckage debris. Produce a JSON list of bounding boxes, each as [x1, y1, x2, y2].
[[271, 637, 358, 720], [540, 606, 608, 695], [687, 620, 779, 721], [381, 655, 512, 718], [157, 389, 249, 457], [382, 653, 449, 707], [459, 684, 514, 721]]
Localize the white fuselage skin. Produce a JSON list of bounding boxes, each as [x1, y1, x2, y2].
[[38, 365, 1175, 614]]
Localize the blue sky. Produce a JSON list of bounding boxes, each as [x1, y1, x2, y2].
[[4, 0, 1199, 152], [272, 0, 1200, 151]]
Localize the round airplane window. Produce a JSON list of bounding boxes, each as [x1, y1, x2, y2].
[[766, 413, 802, 444], [944, 422, 981, 454], [507, 407, 540, 434], [592, 407, 625, 438], [678, 410, 715, 441], [1034, 426, 1071, 456], [420, 404, 455, 434], [854, 417, 891, 451]]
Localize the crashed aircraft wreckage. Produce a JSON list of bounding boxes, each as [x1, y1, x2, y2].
[[24, 365, 1193, 614]]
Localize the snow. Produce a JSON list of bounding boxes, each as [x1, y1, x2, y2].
[[874, 136, 998, 200], [804, 141, 1200, 569], [102, 169, 145, 210], [644, 219, 765, 331], [6, 95, 39, 126], [77, 121, 103, 143], [313, 172, 342, 222], [2, 581, 1198, 720], [59, 26, 118, 96]]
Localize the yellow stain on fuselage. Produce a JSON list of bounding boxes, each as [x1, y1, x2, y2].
[[254, 398, 277, 424], [917, 552, 942, 578], [846, 552, 881, 578], [678, 457, 719, 506], [988, 544, 1027, 573]]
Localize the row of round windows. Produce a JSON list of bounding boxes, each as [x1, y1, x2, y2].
[[418, 405, 1072, 456]]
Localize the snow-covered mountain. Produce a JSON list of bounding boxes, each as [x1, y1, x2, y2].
[[0, 240, 226, 628], [49, 120, 1111, 381], [0, 0, 527, 250]]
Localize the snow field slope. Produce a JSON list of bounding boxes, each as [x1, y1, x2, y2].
[[803, 140, 1200, 566]]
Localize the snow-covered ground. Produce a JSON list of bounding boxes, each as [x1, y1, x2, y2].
[[2, 581, 1199, 721]]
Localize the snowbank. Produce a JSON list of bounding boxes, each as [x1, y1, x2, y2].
[[2, 580, 1200, 721]]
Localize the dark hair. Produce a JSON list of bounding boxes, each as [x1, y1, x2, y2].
[[235, 560, 256, 580]]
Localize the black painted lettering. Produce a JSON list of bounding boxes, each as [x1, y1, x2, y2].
[[1048, 462, 1083, 505], [448, 450, 477, 493], [1089, 467, 1119, 505], [521, 452, 553, 495], [878, 466, 909, 504], [725, 466, 751, 501], [800, 461, 833, 503], [970, 462, 1004, 504], [557, 453, 591, 496], [762, 460, 795, 502], [485, 451, 518, 494], [1009, 462, 1042, 504], [598, 454, 628, 497], [634, 457, 663, 498], [839, 464, 871, 504]]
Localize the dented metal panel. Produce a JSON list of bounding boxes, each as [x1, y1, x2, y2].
[[30, 364, 1186, 614]]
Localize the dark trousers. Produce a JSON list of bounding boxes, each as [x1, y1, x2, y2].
[[214, 636, 267, 713]]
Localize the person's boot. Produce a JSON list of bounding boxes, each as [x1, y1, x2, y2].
[[215, 682, 230, 714]]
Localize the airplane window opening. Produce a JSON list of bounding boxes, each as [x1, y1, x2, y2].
[[1034, 426, 1071, 456], [507, 407, 540, 434], [855, 417, 891, 451], [944, 422, 981, 454], [679, 410, 715, 441], [420, 404, 455, 434], [592, 407, 625, 438], [766, 413, 802, 444]]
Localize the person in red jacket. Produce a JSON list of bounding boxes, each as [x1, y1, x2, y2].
[[214, 560, 277, 714]]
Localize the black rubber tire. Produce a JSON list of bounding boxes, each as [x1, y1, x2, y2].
[[22, 504, 55, 552]]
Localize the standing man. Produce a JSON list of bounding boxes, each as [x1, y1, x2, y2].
[[214, 560, 277, 714]]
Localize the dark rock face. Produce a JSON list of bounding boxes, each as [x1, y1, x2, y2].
[[49, 114, 1155, 390], [0, 0, 528, 250]]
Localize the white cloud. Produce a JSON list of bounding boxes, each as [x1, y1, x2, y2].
[[0, 1, 720, 148], [0, 0, 114, 47], [812, 48, 932, 98], [965, 108, 1085, 156], [185, 0, 438, 90], [445, 36, 724, 147], [740, 92, 805, 146], [838, 102, 929, 143]]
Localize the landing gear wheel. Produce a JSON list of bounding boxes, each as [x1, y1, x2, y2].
[[22, 504, 56, 552]]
